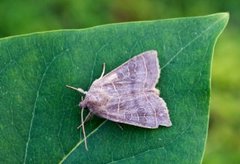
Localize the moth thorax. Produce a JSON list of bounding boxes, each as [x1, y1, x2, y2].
[[80, 91, 108, 109]]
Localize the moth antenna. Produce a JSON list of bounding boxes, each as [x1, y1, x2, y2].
[[99, 63, 106, 79], [77, 112, 93, 129], [66, 85, 87, 94], [81, 97, 88, 151]]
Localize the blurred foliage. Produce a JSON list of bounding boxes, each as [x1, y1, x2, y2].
[[1, 0, 239, 37], [204, 27, 240, 163], [0, 0, 239, 163]]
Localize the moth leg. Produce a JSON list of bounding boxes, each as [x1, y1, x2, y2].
[[66, 85, 87, 94], [116, 123, 124, 130], [99, 63, 106, 79], [77, 112, 94, 129]]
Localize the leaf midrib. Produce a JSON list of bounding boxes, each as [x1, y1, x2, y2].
[[59, 120, 107, 163]]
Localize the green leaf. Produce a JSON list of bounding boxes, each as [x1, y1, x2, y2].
[[0, 13, 228, 163]]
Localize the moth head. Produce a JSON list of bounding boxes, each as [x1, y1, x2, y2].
[[79, 90, 108, 109]]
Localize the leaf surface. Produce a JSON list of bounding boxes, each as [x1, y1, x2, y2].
[[0, 13, 228, 163]]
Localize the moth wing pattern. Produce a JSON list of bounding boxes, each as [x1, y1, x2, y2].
[[93, 50, 160, 95], [83, 50, 172, 128], [97, 92, 172, 128]]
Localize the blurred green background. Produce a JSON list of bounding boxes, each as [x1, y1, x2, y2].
[[0, 0, 239, 163]]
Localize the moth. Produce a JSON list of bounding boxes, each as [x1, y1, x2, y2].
[[67, 50, 172, 149]]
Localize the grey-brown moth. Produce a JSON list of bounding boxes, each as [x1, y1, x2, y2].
[[67, 50, 172, 129]]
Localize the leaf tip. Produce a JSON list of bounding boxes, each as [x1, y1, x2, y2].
[[218, 12, 230, 22]]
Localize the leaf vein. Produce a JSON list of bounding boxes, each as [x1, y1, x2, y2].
[[59, 120, 108, 163], [106, 146, 166, 164], [88, 44, 108, 88], [23, 52, 64, 163], [161, 16, 226, 70]]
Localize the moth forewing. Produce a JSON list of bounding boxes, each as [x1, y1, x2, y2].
[[79, 50, 172, 128]]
